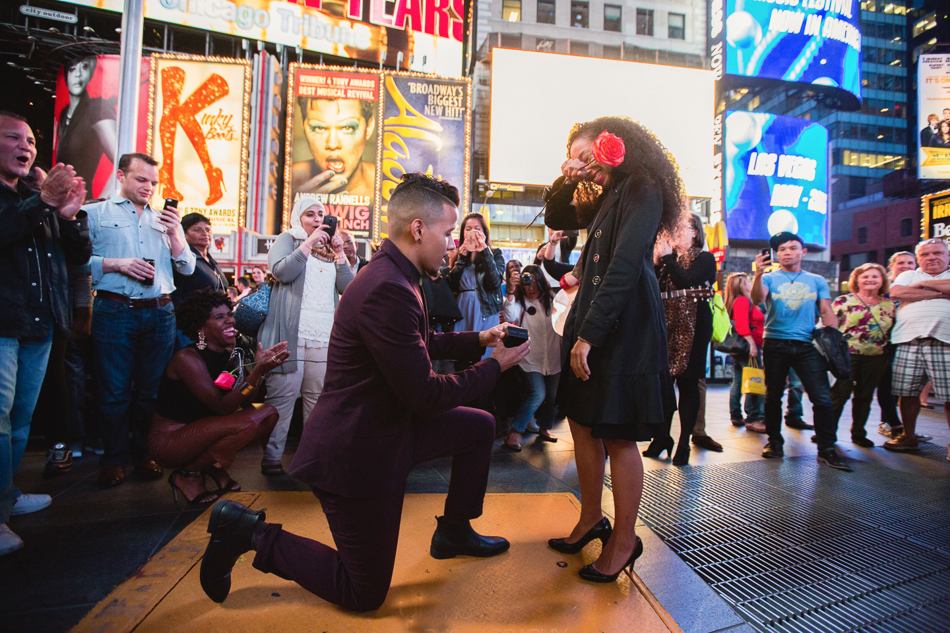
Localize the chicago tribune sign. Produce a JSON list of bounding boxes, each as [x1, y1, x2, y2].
[[58, 0, 465, 77]]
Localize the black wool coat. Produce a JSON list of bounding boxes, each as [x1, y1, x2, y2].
[[544, 173, 674, 440]]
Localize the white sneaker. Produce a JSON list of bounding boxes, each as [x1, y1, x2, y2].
[[11, 493, 51, 516], [0, 524, 24, 556]]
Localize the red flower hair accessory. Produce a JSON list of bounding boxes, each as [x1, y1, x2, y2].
[[591, 131, 625, 167]]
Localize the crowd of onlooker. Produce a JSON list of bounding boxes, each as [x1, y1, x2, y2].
[[3, 108, 949, 558]]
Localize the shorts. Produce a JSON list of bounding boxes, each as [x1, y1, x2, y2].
[[891, 338, 950, 402]]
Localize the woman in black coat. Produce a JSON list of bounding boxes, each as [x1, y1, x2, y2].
[[544, 116, 684, 583]]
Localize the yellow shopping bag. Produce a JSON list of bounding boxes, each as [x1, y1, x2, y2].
[[741, 359, 766, 396]]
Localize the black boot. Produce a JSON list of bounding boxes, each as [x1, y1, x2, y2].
[[429, 516, 510, 560], [200, 500, 266, 603], [671, 443, 691, 466], [642, 436, 674, 459]]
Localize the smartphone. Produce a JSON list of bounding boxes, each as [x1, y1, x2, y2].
[[504, 326, 529, 348], [151, 198, 178, 233], [760, 247, 772, 264], [322, 214, 337, 238]]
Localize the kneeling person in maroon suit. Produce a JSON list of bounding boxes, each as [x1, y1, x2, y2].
[[200, 173, 530, 610]]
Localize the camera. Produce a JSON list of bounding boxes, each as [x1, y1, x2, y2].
[[520, 272, 535, 288]]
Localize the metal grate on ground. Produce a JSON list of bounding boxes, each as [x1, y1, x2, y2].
[[631, 458, 950, 633]]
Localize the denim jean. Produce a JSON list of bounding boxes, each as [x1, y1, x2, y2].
[[511, 372, 560, 434], [0, 334, 53, 524], [92, 298, 176, 468], [763, 339, 836, 452], [729, 353, 764, 422], [786, 367, 804, 421], [64, 336, 98, 447]]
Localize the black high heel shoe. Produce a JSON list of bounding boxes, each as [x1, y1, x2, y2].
[[642, 436, 674, 459], [578, 536, 643, 583], [549, 517, 612, 554], [671, 444, 691, 466], [170, 469, 218, 507]]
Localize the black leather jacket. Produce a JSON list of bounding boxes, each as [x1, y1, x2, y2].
[[0, 181, 92, 338]]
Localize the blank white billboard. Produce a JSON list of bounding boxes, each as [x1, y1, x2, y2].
[[489, 49, 715, 198]]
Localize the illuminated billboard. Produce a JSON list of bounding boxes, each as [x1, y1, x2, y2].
[[283, 64, 471, 240], [917, 54, 950, 180], [488, 49, 714, 198], [709, 0, 861, 109], [285, 66, 379, 238], [59, 0, 464, 77], [720, 110, 828, 248], [922, 189, 950, 242], [53, 55, 151, 201], [377, 74, 471, 239], [147, 54, 252, 233]]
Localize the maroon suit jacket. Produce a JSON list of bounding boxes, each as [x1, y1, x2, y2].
[[289, 239, 501, 498]]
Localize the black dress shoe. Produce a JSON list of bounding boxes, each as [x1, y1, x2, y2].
[[691, 435, 723, 452], [97, 465, 126, 487], [762, 442, 785, 458], [578, 536, 643, 583], [134, 459, 164, 481], [548, 517, 612, 554], [642, 436, 674, 459], [429, 516, 510, 559], [851, 436, 875, 448], [785, 419, 814, 430], [200, 500, 267, 603]]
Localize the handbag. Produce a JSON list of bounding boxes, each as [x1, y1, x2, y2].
[[233, 282, 272, 337], [712, 299, 752, 357], [710, 293, 732, 344], [741, 358, 766, 396]]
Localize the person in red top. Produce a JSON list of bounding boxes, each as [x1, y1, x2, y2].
[[724, 273, 765, 429]]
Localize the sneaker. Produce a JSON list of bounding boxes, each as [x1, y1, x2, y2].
[[883, 434, 920, 452], [525, 421, 540, 434], [0, 524, 24, 556], [785, 419, 814, 430], [746, 420, 767, 433], [70, 442, 83, 459], [84, 440, 105, 456], [11, 493, 52, 516], [762, 442, 785, 458], [817, 450, 853, 471], [916, 433, 934, 443], [878, 423, 895, 439], [44, 443, 73, 477]]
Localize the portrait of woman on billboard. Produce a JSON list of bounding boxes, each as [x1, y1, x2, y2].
[[55, 55, 118, 200], [291, 96, 377, 200]]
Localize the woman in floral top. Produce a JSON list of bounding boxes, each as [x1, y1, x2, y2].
[[830, 263, 896, 447]]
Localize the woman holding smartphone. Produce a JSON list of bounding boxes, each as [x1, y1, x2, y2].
[[445, 213, 506, 360], [544, 116, 682, 583], [256, 199, 354, 476]]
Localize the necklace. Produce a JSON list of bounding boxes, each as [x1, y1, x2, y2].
[[777, 269, 805, 286]]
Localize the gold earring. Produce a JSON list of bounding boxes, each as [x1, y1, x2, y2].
[[197, 330, 206, 350]]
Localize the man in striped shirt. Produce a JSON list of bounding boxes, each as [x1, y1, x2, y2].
[[885, 238, 950, 456]]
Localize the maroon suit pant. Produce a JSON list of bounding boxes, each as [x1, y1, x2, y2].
[[253, 406, 495, 611]]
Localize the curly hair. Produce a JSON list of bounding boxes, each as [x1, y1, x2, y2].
[[176, 288, 233, 340], [567, 116, 687, 239]]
